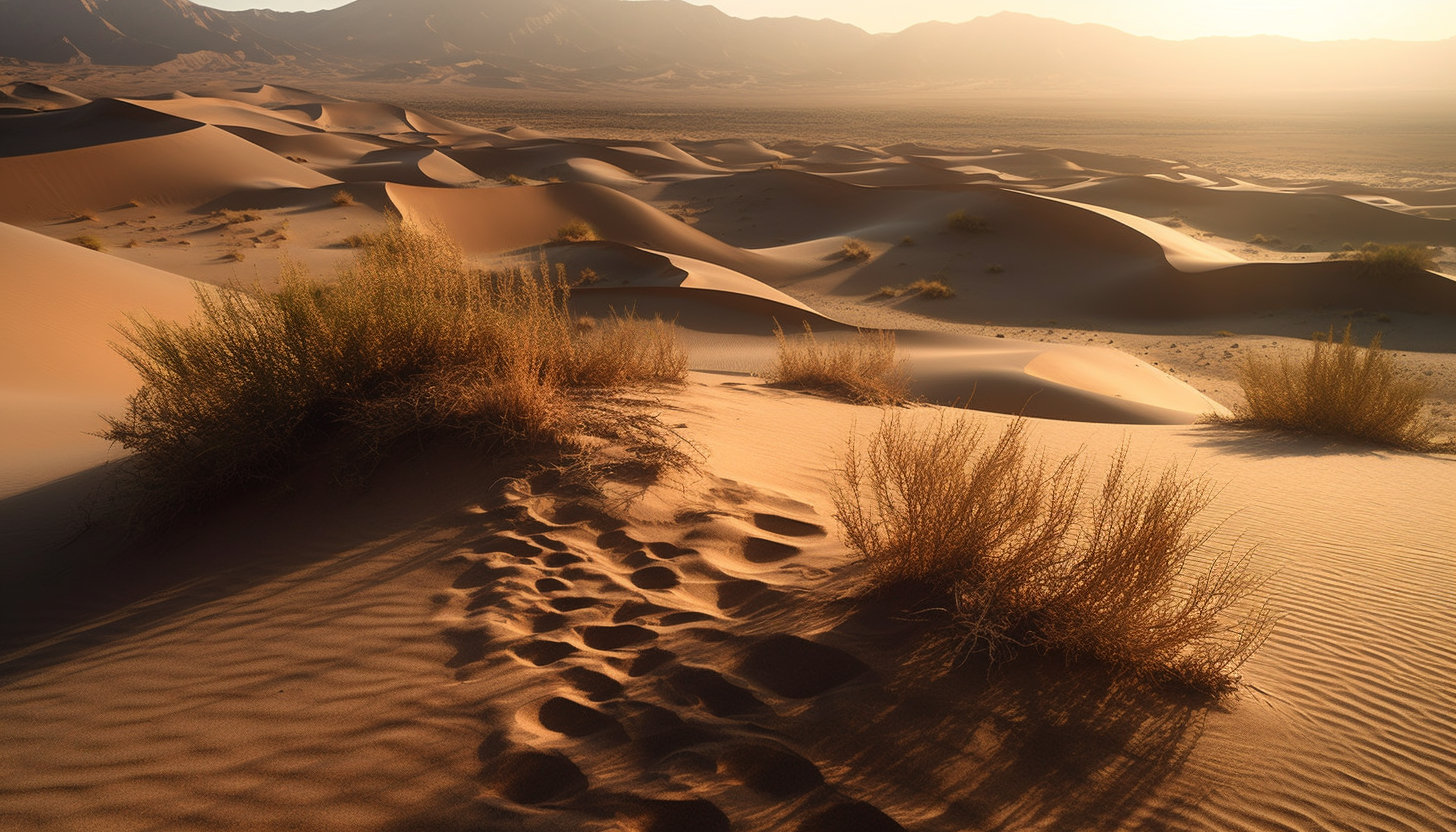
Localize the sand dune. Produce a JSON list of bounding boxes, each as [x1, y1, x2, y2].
[[1, 84, 1453, 832], [0, 118, 335, 222], [0, 223, 197, 498]]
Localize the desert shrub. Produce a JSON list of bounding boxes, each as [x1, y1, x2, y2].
[[552, 220, 598, 243], [67, 235, 105, 251], [1249, 233, 1281, 246], [502, 174, 528, 186], [900, 236, 915, 246], [766, 322, 906, 405], [1225, 324, 1434, 450], [833, 413, 1275, 694], [576, 267, 599, 286], [870, 286, 899, 299], [841, 239, 873, 260], [907, 279, 955, 299], [102, 222, 686, 514], [1351, 243, 1438, 280], [946, 210, 989, 233], [332, 190, 355, 207], [985, 264, 1004, 274], [214, 209, 263, 225], [222, 250, 246, 262]]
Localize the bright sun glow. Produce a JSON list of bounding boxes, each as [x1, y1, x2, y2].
[[194, 0, 1456, 42]]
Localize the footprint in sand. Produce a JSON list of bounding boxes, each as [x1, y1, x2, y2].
[[538, 696, 624, 738], [512, 640, 578, 666], [665, 666, 764, 717], [531, 611, 568, 633], [647, 541, 698, 558], [481, 748, 589, 805], [738, 634, 869, 698], [561, 666, 624, 701], [630, 564, 680, 589], [582, 624, 658, 650], [717, 742, 825, 797], [442, 626, 490, 668], [740, 536, 800, 563], [469, 534, 543, 558], [752, 512, 828, 538]]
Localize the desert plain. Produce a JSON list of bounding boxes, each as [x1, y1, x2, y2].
[[0, 73, 1454, 832]]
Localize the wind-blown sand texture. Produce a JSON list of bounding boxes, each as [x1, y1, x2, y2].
[[1, 84, 1453, 832]]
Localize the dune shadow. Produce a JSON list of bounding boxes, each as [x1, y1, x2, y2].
[[0, 442, 525, 684], [1186, 422, 1449, 460]]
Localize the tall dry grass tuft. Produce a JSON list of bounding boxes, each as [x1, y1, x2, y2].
[[1228, 324, 1434, 450], [103, 222, 686, 514], [766, 322, 907, 405], [833, 413, 1275, 695]]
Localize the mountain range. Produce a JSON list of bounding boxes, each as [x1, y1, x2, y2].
[[1, 0, 1453, 91]]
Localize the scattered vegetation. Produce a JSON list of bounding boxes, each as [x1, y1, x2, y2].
[[766, 322, 907, 405], [331, 189, 356, 207], [67, 235, 105, 251], [833, 413, 1276, 695], [1249, 233, 1282, 246], [214, 209, 263, 225], [946, 210, 989, 233], [342, 232, 381, 249], [576, 267, 599, 286], [1342, 243, 1439, 281], [222, 250, 246, 262], [70, 210, 99, 223], [552, 220, 598, 243], [1223, 324, 1436, 450], [871, 286, 900, 299], [502, 174, 528, 186], [101, 223, 687, 516], [285, 155, 309, 164], [841, 238, 873, 260], [906, 279, 955, 299]]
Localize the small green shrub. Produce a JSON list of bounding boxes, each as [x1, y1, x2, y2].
[[102, 223, 686, 515], [946, 210, 989, 233], [766, 322, 906, 405], [1225, 324, 1435, 450], [67, 235, 105, 251], [552, 220, 598, 243], [833, 413, 1275, 694]]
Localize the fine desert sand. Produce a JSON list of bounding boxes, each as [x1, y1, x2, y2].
[[1, 80, 1453, 832]]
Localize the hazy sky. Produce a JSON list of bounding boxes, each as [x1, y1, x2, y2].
[[194, 0, 1456, 42]]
